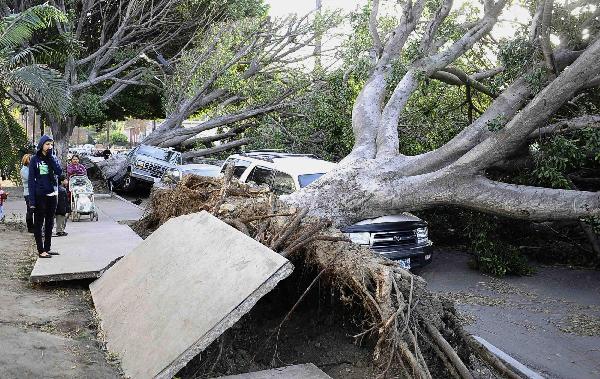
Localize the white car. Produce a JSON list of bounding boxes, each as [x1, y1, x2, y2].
[[221, 151, 433, 268], [221, 151, 336, 194]]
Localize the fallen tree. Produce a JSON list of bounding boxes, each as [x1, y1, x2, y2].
[[140, 11, 339, 157], [134, 172, 523, 378], [282, 0, 600, 226]]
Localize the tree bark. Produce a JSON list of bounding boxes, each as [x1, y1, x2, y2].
[[47, 115, 75, 167]]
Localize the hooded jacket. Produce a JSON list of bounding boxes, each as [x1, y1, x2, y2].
[[28, 135, 63, 207]]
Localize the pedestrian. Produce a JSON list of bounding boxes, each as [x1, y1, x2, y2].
[[55, 174, 70, 237], [0, 182, 8, 222], [101, 148, 112, 160], [66, 154, 87, 178], [20, 154, 34, 232], [28, 135, 62, 258]]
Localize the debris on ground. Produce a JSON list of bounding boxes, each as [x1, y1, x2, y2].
[[131, 172, 524, 379], [558, 313, 600, 336]]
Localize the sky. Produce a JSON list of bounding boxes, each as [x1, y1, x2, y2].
[[264, 0, 532, 40], [261, 0, 544, 71], [265, 0, 366, 18]]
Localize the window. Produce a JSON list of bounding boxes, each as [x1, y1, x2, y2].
[[138, 145, 178, 162], [221, 158, 251, 179], [298, 173, 324, 188], [247, 166, 295, 195], [247, 166, 273, 187], [272, 171, 295, 194]]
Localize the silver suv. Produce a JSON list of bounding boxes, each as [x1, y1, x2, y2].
[[117, 145, 182, 191], [222, 151, 433, 269]]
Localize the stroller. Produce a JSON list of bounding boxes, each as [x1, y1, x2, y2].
[[69, 175, 99, 222]]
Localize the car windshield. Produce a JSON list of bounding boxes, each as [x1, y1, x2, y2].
[[298, 173, 325, 188], [137, 145, 180, 163]]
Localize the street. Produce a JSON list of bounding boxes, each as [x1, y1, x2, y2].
[[420, 249, 600, 379]]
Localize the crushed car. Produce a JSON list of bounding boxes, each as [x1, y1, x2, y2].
[[221, 151, 433, 269]]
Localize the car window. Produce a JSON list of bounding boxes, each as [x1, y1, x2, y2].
[[272, 171, 295, 194], [298, 173, 324, 188], [247, 167, 295, 194], [247, 166, 273, 187], [221, 158, 251, 179]]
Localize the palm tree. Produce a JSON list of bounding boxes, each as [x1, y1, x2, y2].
[[0, 4, 70, 179]]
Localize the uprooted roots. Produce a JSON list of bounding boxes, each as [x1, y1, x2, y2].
[[134, 173, 522, 379]]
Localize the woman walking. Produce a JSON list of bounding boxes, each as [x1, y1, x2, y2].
[[28, 135, 62, 258], [20, 154, 34, 233]]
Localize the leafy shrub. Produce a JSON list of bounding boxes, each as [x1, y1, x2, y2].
[[466, 221, 534, 277]]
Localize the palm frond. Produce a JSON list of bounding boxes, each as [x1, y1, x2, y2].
[[0, 100, 29, 180], [8, 42, 62, 66], [5, 64, 71, 116], [0, 4, 66, 51]]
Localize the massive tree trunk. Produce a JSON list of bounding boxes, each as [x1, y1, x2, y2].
[[285, 1, 600, 226], [47, 115, 75, 167]]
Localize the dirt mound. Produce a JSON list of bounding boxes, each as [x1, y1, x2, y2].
[[133, 172, 520, 378]]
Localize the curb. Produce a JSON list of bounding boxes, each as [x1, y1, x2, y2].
[[472, 335, 545, 379], [111, 192, 145, 211]]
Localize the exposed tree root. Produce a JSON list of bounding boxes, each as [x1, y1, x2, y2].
[[133, 174, 524, 378]]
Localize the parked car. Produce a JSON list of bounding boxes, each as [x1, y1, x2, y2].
[[112, 144, 182, 191], [155, 164, 222, 189], [221, 151, 433, 269]]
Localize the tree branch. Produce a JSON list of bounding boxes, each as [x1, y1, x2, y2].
[[375, 0, 507, 158], [453, 35, 600, 172], [540, 0, 557, 78], [432, 68, 497, 98], [369, 0, 383, 57], [181, 138, 250, 160], [530, 114, 600, 139], [455, 175, 600, 220], [145, 102, 287, 147]]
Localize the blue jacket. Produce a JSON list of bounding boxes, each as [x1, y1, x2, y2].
[[28, 135, 63, 206]]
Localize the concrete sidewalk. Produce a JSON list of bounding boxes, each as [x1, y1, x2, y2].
[[28, 196, 143, 282], [0, 224, 119, 378]]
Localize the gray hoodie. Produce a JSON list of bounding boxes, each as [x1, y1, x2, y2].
[[20, 166, 29, 197]]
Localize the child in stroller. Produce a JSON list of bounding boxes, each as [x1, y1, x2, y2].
[[69, 175, 98, 221]]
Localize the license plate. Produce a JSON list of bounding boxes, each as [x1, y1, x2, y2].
[[397, 258, 411, 269]]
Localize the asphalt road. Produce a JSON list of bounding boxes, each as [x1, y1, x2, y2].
[[419, 249, 600, 379]]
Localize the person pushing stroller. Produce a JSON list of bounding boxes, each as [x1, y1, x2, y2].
[[67, 155, 87, 178]]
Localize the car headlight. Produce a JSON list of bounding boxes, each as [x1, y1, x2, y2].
[[416, 227, 428, 243], [345, 232, 371, 245], [135, 160, 145, 169]]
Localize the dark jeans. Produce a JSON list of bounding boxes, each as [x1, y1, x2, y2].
[[24, 195, 34, 232], [33, 195, 57, 253]]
